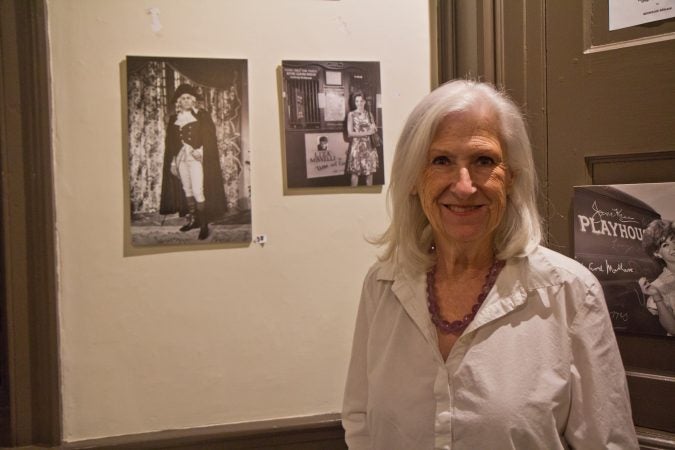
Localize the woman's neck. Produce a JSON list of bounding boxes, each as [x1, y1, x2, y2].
[[433, 238, 495, 279]]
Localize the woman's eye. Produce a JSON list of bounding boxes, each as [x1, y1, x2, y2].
[[431, 156, 450, 165], [476, 156, 496, 166]]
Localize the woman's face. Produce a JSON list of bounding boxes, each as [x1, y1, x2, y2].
[[414, 110, 512, 248], [177, 93, 196, 111], [655, 236, 675, 266], [354, 95, 366, 111]]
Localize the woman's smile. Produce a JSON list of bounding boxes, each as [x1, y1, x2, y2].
[[443, 204, 484, 213]]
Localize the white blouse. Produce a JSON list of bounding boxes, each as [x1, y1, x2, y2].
[[342, 246, 639, 450]]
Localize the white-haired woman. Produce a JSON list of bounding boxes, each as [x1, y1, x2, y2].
[[342, 80, 638, 450]]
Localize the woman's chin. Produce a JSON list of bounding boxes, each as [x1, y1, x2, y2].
[[434, 228, 494, 247]]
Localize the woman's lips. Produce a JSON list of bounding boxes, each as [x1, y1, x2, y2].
[[443, 204, 483, 213]]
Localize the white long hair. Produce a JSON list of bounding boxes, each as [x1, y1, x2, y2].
[[373, 80, 542, 275]]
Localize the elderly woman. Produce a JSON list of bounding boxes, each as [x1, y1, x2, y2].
[[342, 80, 638, 449]]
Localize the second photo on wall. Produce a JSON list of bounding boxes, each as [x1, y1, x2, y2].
[[281, 60, 383, 189]]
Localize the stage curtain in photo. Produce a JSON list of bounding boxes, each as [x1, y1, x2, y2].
[[127, 61, 166, 215]]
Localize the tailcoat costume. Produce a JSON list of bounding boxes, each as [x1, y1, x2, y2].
[[159, 107, 227, 221]]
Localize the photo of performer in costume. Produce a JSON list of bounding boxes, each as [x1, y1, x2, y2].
[[159, 83, 227, 240]]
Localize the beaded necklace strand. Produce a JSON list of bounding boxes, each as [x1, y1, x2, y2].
[[426, 259, 505, 334]]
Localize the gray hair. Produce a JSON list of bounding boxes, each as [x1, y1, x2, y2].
[[373, 80, 542, 275]]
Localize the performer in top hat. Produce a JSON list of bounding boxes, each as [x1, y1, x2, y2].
[[159, 83, 227, 240]]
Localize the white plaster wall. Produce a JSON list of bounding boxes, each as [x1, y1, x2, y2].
[[48, 0, 432, 442]]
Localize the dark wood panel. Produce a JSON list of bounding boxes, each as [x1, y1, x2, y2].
[[637, 426, 675, 450], [619, 334, 675, 374], [0, 0, 59, 446], [587, 151, 675, 185], [627, 373, 675, 433]]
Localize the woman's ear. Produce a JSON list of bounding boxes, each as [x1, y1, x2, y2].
[[410, 181, 419, 196]]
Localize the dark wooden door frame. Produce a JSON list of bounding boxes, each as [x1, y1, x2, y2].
[[0, 0, 61, 446]]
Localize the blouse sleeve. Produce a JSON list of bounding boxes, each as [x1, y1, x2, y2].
[[564, 280, 639, 450], [342, 272, 375, 450]]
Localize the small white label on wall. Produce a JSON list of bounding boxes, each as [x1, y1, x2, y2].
[[609, 0, 675, 31]]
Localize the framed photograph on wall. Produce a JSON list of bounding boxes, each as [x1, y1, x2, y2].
[[573, 182, 675, 337], [126, 56, 251, 247], [281, 60, 383, 189]]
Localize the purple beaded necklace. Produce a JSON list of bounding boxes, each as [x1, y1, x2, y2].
[[426, 259, 505, 334]]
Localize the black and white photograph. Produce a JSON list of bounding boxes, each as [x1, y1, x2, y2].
[[281, 60, 383, 189], [126, 56, 251, 246], [573, 183, 675, 337]]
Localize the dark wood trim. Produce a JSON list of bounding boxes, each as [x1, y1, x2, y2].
[[437, 0, 457, 83], [0, 0, 15, 438], [64, 413, 345, 450], [586, 150, 675, 164], [494, 0, 548, 233], [0, 0, 61, 446], [637, 427, 675, 449], [626, 369, 675, 434], [586, 150, 675, 182], [439, 0, 497, 83]]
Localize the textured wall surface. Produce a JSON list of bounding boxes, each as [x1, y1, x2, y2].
[[48, 0, 432, 442]]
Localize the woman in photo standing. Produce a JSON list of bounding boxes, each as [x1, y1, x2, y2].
[[159, 83, 227, 240], [346, 91, 379, 187]]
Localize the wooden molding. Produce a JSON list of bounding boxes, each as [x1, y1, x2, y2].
[[636, 426, 675, 449], [0, 0, 60, 446], [63, 414, 345, 450]]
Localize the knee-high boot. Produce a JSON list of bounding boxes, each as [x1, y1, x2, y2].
[[197, 201, 209, 240], [180, 196, 199, 232]]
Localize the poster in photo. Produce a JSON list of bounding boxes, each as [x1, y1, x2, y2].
[[281, 60, 383, 188], [573, 183, 675, 337], [126, 56, 251, 247]]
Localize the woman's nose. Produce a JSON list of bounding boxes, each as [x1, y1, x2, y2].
[[450, 167, 477, 198]]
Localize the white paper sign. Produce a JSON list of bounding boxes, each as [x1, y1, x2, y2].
[[304, 132, 348, 179], [609, 0, 675, 31]]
